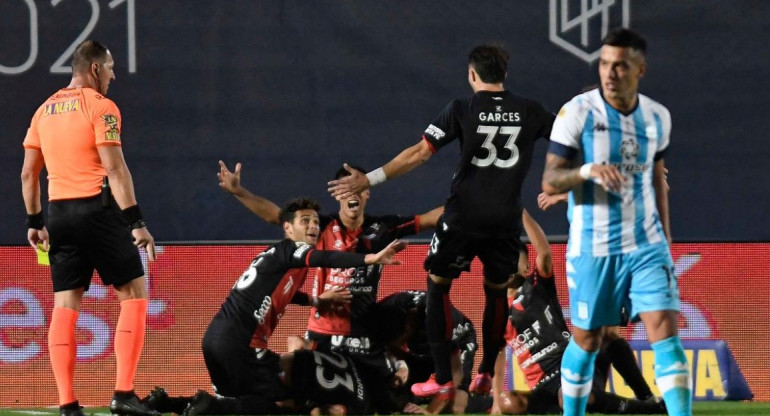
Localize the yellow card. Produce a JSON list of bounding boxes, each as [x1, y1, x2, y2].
[[37, 243, 50, 266]]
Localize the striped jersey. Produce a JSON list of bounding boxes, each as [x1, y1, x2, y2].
[[548, 88, 671, 256]]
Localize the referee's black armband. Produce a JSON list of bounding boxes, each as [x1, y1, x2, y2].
[[121, 205, 146, 229], [26, 212, 44, 230]]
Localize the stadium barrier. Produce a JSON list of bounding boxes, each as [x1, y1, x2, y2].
[[0, 243, 767, 406]]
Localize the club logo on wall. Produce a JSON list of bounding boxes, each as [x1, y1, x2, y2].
[[549, 0, 630, 63]]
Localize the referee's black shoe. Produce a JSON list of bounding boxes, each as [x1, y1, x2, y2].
[[110, 391, 161, 416], [183, 391, 213, 416], [140, 386, 168, 411], [60, 401, 84, 416]]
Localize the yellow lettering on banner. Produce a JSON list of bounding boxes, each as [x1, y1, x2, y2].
[[695, 349, 726, 398], [608, 365, 636, 398], [513, 346, 729, 399]]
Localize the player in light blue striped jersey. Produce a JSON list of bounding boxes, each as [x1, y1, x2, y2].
[[542, 28, 691, 416]]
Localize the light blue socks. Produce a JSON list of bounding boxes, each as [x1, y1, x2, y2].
[[561, 339, 598, 416], [652, 336, 692, 416]]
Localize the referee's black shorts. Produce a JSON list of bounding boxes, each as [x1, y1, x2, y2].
[[423, 218, 521, 285], [48, 195, 144, 292]]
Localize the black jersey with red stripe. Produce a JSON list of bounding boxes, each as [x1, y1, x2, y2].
[[422, 91, 554, 237], [307, 213, 420, 337], [505, 270, 570, 391], [215, 238, 368, 349]]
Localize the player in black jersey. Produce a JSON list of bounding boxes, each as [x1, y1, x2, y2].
[[373, 290, 478, 410], [156, 198, 406, 415], [486, 211, 665, 415], [217, 161, 442, 358], [376, 290, 478, 414], [328, 44, 555, 411], [147, 348, 388, 416]]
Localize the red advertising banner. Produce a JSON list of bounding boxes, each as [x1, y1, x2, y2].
[[0, 243, 767, 406]]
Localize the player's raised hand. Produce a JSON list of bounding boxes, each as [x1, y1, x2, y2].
[[217, 160, 243, 194], [327, 163, 369, 200], [365, 239, 407, 265]]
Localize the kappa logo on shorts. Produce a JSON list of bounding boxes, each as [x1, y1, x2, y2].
[[549, 0, 631, 63], [101, 114, 120, 141]]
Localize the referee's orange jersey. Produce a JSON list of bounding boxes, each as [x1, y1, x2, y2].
[[23, 87, 123, 201]]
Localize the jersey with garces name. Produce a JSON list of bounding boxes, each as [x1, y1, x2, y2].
[[422, 91, 554, 237], [307, 213, 420, 337], [215, 238, 369, 349], [506, 270, 571, 391]]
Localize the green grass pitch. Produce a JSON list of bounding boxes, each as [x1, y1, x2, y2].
[[1, 401, 769, 416]]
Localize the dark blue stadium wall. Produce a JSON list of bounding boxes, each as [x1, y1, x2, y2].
[[2, 1, 769, 243]]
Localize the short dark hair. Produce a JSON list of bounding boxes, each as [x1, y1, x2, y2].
[[334, 165, 367, 180], [602, 28, 646, 56], [71, 40, 109, 73], [365, 303, 407, 344], [468, 45, 509, 84], [278, 197, 320, 224]]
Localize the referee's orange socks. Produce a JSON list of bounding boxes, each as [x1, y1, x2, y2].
[[48, 307, 79, 406], [114, 298, 148, 392]]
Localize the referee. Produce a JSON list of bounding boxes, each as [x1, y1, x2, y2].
[[20, 40, 157, 416]]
